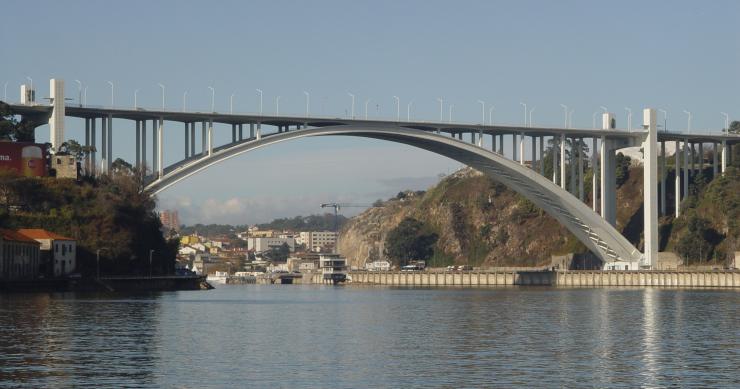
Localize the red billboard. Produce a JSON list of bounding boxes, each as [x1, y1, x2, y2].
[[0, 142, 48, 177]]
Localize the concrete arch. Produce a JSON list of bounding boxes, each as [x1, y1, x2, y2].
[[147, 125, 643, 264]]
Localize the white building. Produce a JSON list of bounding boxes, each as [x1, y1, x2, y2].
[[299, 231, 337, 252], [179, 246, 198, 256], [18, 229, 76, 277], [603, 260, 639, 271], [247, 237, 295, 253]]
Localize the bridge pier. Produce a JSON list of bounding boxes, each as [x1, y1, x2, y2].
[[141, 120, 146, 171], [578, 138, 584, 201], [539, 136, 544, 175], [85, 118, 91, 173], [239, 124, 243, 140], [491, 133, 496, 152], [107, 115, 112, 172], [720, 140, 727, 175], [136, 120, 141, 168], [592, 137, 598, 212], [643, 108, 658, 268], [683, 138, 689, 198], [675, 140, 681, 217], [511, 133, 517, 161], [660, 141, 666, 215], [477, 129, 483, 147], [570, 137, 577, 194], [152, 119, 157, 173], [232, 124, 236, 142], [101, 115, 107, 173], [698, 142, 704, 173], [257, 123, 262, 140], [184, 122, 190, 158], [91, 118, 97, 175], [552, 135, 558, 184], [560, 133, 566, 190], [157, 117, 164, 178], [201, 122, 206, 155], [531, 135, 536, 171], [712, 142, 718, 178], [208, 119, 213, 155], [519, 132, 525, 165]]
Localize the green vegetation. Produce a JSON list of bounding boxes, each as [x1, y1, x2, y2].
[[384, 217, 438, 267], [0, 102, 35, 142], [257, 213, 347, 231], [0, 171, 177, 277], [615, 153, 631, 187]]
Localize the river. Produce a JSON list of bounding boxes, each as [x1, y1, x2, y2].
[[1, 285, 738, 388]]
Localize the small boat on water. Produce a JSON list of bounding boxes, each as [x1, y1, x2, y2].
[[206, 271, 228, 285], [319, 254, 347, 285]]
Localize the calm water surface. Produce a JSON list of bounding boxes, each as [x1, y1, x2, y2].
[[0, 285, 738, 388]]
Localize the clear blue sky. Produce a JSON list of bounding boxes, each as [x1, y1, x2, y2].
[[2, 0, 738, 224]]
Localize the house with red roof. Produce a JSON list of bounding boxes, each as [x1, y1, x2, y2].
[[18, 229, 76, 277], [0, 228, 41, 281]]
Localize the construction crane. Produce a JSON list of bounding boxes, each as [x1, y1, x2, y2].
[[320, 203, 371, 232]]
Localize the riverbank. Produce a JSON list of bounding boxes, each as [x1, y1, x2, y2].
[[349, 270, 740, 287], [0, 275, 211, 293]]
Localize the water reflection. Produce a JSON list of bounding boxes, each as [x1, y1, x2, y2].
[[1, 287, 738, 388]]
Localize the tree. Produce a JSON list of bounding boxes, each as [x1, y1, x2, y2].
[[615, 152, 631, 187], [727, 120, 739, 134], [0, 102, 36, 142], [384, 217, 438, 267], [111, 158, 134, 176]]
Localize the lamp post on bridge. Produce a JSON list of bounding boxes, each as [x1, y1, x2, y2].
[[477, 100, 485, 124], [183, 91, 188, 112], [276, 96, 281, 115], [158, 83, 165, 110], [393, 96, 400, 121], [347, 92, 355, 119], [134, 89, 139, 109], [256, 89, 263, 114], [208, 86, 215, 112], [364, 99, 371, 120], [107, 81, 114, 107], [592, 111, 598, 129], [230, 92, 235, 114], [489, 106, 495, 125], [74, 80, 82, 107], [437, 97, 444, 122], [407, 100, 414, 122], [448, 104, 453, 124], [520, 102, 527, 127], [659, 109, 667, 132], [625, 107, 632, 131], [529, 107, 536, 127], [304, 91, 310, 115], [683, 110, 692, 134], [721, 112, 729, 133], [560, 104, 569, 128], [83, 86, 87, 107]]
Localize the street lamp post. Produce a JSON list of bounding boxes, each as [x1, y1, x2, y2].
[[26, 76, 32, 92], [347, 92, 355, 119], [520, 102, 527, 127], [529, 107, 536, 127], [393, 96, 400, 121], [568, 109, 574, 128], [3, 82, 7, 102], [208, 86, 215, 112], [560, 104, 569, 128], [230, 92, 235, 114], [489, 106, 495, 125], [625, 107, 632, 131], [134, 89, 139, 109], [304, 91, 310, 115], [149, 249, 154, 278], [407, 100, 414, 122], [74, 80, 82, 107], [183, 91, 188, 112], [364, 99, 371, 120], [477, 100, 485, 124], [592, 111, 597, 129], [83, 87, 87, 107], [448, 104, 453, 123], [276, 96, 281, 115], [158, 83, 166, 110], [721, 112, 729, 133], [256, 89, 263, 114], [683, 110, 692, 133], [107, 81, 114, 107], [659, 109, 668, 132]]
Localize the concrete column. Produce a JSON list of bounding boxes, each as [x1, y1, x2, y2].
[[189, 122, 195, 156], [101, 116, 107, 173], [570, 138, 577, 194], [457, 132, 463, 140], [592, 137, 598, 212], [239, 124, 243, 140], [250, 123, 255, 138], [675, 140, 681, 217], [498, 134, 503, 154], [491, 133, 497, 152], [643, 108, 658, 269], [85, 118, 91, 172], [720, 140, 727, 175], [257, 123, 262, 140], [660, 141, 666, 215], [552, 136, 558, 184], [107, 115, 112, 171], [712, 142, 718, 178], [91, 118, 97, 174], [157, 117, 164, 178], [201, 122, 207, 155], [141, 120, 146, 169], [531, 136, 536, 171], [698, 143, 704, 174], [560, 133, 566, 190], [184, 122, 189, 158], [470, 131, 475, 144], [135, 120, 141, 168], [511, 133, 516, 160], [232, 124, 236, 142], [151, 120, 156, 171], [578, 138, 584, 201], [208, 119, 214, 155], [519, 132, 525, 165], [690, 143, 695, 173], [539, 136, 544, 175], [477, 130, 483, 147], [683, 138, 689, 197], [600, 136, 616, 225]]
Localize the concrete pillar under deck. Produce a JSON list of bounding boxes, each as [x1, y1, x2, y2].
[[519, 132, 525, 165], [643, 108, 658, 269], [85, 119, 91, 172], [552, 136, 558, 184], [207, 119, 213, 155], [135, 120, 141, 167], [477, 130, 483, 147], [578, 138, 584, 201], [184, 123, 189, 158], [250, 123, 255, 138], [470, 131, 475, 144], [107, 115, 112, 172], [683, 139, 689, 198], [675, 140, 681, 217], [152, 119, 158, 174], [690, 143, 695, 173], [491, 134, 497, 152], [592, 137, 598, 212], [512, 133, 517, 161], [720, 140, 727, 175], [560, 133, 566, 190], [570, 138, 577, 194], [157, 117, 164, 178], [660, 141, 666, 215], [600, 136, 616, 226], [91, 118, 97, 174], [256, 123, 262, 140], [189, 123, 195, 156], [141, 120, 146, 170], [231, 124, 236, 142], [539, 136, 544, 175], [698, 143, 704, 174], [712, 142, 718, 178], [239, 124, 243, 140], [201, 122, 207, 155], [101, 116, 107, 173], [531, 136, 536, 171]]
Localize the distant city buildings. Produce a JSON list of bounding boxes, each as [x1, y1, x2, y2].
[[247, 237, 296, 253], [159, 210, 180, 232]]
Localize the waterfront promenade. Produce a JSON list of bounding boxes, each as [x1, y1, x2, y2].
[[349, 270, 740, 287]]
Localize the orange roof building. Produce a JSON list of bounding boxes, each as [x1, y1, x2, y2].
[[17, 229, 74, 241]]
